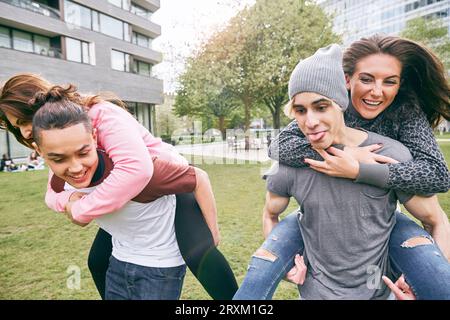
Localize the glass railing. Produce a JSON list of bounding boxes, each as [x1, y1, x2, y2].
[[0, 0, 60, 19], [42, 47, 63, 59], [0, 45, 63, 59]]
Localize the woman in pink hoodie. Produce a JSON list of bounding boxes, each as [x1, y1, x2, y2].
[[0, 73, 238, 300]]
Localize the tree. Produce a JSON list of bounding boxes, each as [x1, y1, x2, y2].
[[175, 37, 241, 139], [244, 0, 341, 128], [175, 0, 341, 146], [401, 17, 450, 70]]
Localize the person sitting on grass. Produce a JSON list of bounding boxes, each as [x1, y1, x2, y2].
[[30, 88, 218, 300]]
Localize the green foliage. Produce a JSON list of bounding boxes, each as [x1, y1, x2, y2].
[[401, 17, 450, 70], [175, 0, 341, 130]]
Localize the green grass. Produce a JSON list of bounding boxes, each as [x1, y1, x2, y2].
[[435, 132, 450, 139], [1, 144, 449, 300]]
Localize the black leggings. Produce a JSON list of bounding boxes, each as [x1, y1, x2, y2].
[[87, 193, 238, 300]]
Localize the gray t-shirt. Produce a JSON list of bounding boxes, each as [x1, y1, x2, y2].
[[266, 131, 413, 300]]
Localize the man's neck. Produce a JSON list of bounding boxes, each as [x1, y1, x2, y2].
[[333, 126, 368, 147]]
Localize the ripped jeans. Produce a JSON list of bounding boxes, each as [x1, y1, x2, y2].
[[233, 211, 450, 300]]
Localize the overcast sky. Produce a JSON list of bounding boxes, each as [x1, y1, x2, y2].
[[151, 0, 255, 93]]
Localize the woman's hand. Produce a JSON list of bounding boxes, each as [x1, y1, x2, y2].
[[69, 191, 87, 202], [304, 145, 398, 179], [343, 144, 398, 165], [285, 254, 307, 285], [65, 192, 89, 227], [304, 147, 360, 179], [382, 275, 416, 300]]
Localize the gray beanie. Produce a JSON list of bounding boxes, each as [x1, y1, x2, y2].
[[288, 44, 348, 110]]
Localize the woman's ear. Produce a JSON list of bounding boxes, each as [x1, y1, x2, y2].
[[345, 74, 351, 90]]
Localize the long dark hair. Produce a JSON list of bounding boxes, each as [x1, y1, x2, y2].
[[31, 85, 93, 146], [0, 73, 126, 148], [343, 34, 449, 128]]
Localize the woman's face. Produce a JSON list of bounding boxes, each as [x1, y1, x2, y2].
[[4, 111, 33, 140], [346, 53, 402, 119]]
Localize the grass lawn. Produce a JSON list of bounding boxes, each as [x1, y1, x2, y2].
[[1, 143, 449, 300]]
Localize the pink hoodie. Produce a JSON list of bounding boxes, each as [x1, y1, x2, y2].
[[45, 101, 187, 223]]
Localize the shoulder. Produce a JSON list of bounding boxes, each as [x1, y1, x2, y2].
[[366, 132, 412, 162]]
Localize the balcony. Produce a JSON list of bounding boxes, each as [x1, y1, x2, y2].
[[0, 0, 60, 19]]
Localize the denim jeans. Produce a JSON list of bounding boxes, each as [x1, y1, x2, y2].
[[105, 256, 186, 300], [233, 210, 450, 300]]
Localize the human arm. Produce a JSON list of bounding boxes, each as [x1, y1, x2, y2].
[[356, 106, 450, 194], [262, 191, 290, 238], [268, 120, 321, 167], [45, 168, 75, 212], [403, 195, 450, 261], [193, 168, 220, 246], [263, 190, 307, 285]]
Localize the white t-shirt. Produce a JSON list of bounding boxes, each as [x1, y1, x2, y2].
[[66, 184, 184, 268]]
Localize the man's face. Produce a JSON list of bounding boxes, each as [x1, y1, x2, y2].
[[292, 92, 344, 149], [35, 123, 98, 189]]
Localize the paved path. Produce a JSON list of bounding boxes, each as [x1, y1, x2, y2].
[[175, 142, 270, 163]]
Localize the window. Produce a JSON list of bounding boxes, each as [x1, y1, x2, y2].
[[92, 11, 100, 32], [123, 22, 130, 42], [64, 1, 129, 42], [100, 14, 127, 40], [34, 35, 51, 55], [12, 30, 33, 52], [131, 3, 152, 20], [64, 0, 92, 29], [132, 32, 151, 48], [109, 0, 130, 10], [66, 37, 91, 64], [82, 42, 90, 64], [66, 37, 81, 62], [126, 101, 137, 116], [111, 50, 130, 71], [0, 26, 11, 48], [133, 60, 152, 77]]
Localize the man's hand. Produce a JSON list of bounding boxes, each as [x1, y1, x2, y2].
[[285, 254, 307, 285], [382, 275, 416, 300]]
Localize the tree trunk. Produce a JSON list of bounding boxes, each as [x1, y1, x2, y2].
[[218, 116, 226, 140], [272, 106, 281, 129], [244, 98, 251, 150]]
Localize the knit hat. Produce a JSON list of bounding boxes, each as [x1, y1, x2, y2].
[[288, 44, 348, 110]]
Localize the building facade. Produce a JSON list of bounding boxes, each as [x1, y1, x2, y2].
[[0, 0, 162, 158], [317, 0, 450, 45]]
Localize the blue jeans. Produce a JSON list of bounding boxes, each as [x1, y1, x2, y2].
[[105, 256, 186, 300], [233, 211, 450, 300]]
